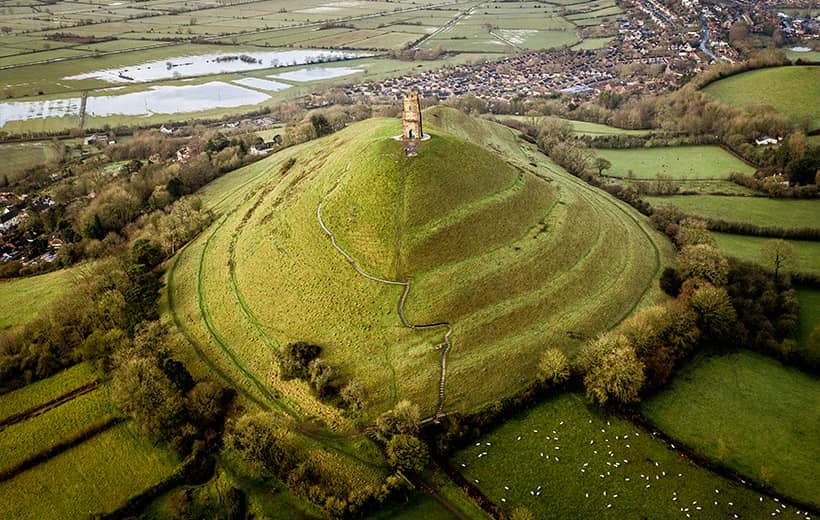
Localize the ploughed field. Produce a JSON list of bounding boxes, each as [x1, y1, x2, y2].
[[164, 106, 672, 421]]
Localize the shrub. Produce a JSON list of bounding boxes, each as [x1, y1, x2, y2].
[[676, 244, 729, 286], [689, 285, 737, 343], [276, 342, 321, 380], [386, 434, 430, 473], [580, 334, 645, 406], [538, 347, 570, 384]]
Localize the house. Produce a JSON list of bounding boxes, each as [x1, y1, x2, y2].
[[176, 146, 192, 163], [84, 134, 116, 146], [755, 136, 779, 146], [250, 141, 275, 156]]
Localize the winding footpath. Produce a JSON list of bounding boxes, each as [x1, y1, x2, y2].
[[317, 163, 453, 420]]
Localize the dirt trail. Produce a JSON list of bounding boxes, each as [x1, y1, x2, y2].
[[317, 163, 452, 420]]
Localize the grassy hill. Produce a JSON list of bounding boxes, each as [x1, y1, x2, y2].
[[164, 107, 673, 422], [703, 66, 820, 131]]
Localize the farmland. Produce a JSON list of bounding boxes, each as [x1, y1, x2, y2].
[[0, 422, 179, 519], [499, 115, 652, 136], [451, 392, 785, 519], [642, 351, 820, 508], [646, 195, 820, 229], [0, 266, 79, 333], [591, 146, 755, 180], [164, 107, 672, 420], [712, 232, 820, 275], [0, 0, 623, 133], [0, 363, 180, 519], [703, 66, 820, 131]]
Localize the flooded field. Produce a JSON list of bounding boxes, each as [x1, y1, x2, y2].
[[0, 82, 270, 126], [63, 49, 366, 83], [232, 77, 291, 92], [271, 66, 363, 82]]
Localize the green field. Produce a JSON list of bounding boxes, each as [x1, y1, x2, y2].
[[0, 266, 80, 333], [0, 386, 114, 473], [592, 146, 756, 180], [500, 115, 652, 136], [0, 422, 179, 519], [164, 107, 672, 422], [646, 195, 820, 229], [642, 351, 820, 507], [703, 66, 820, 131], [712, 232, 820, 275], [0, 141, 60, 175], [451, 392, 783, 518], [0, 362, 97, 423]]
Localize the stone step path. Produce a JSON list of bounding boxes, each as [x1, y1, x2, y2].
[[317, 163, 452, 420]]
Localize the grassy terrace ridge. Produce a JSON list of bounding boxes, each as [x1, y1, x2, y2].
[[703, 65, 820, 131], [165, 106, 672, 423], [712, 232, 820, 275], [642, 351, 820, 508], [0, 421, 178, 520], [591, 146, 756, 180], [646, 195, 820, 229], [451, 392, 785, 519]]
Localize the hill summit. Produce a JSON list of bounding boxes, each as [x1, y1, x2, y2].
[[169, 107, 671, 418]]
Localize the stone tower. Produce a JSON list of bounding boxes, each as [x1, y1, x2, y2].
[[401, 91, 423, 141]]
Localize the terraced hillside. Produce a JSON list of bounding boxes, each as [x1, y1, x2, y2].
[[165, 107, 673, 421]]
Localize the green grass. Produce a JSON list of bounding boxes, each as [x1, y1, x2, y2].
[[0, 422, 179, 519], [712, 232, 820, 275], [796, 288, 819, 360], [0, 266, 79, 333], [165, 107, 672, 423], [498, 115, 651, 136], [0, 386, 114, 473], [0, 140, 59, 175], [642, 351, 820, 507], [451, 392, 782, 518], [592, 146, 756, 180], [0, 363, 97, 423], [646, 195, 820, 228], [704, 66, 820, 131]]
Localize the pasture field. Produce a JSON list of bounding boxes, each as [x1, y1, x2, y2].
[[646, 195, 820, 229], [451, 392, 784, 519], [712, 232, 820, 275], [0, 422, 179, 519], [796, 288, 819, 358], [165, 107, 672, 422], [642, 351, 820, 507], [499, 115, 651, 136], [0, 386, 114, 473], [0, 362, 96, 423], [0, 266, 79, 333], [703, 66, 820, 131], [0, 140, 59, 175], [592, 146, 756, 180]]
